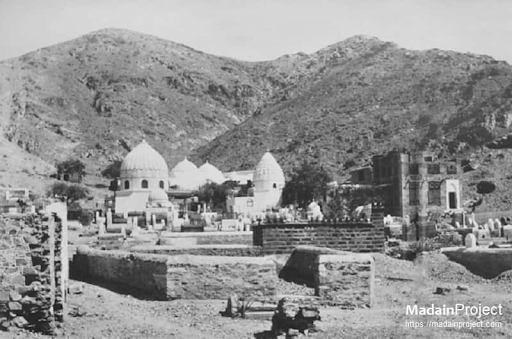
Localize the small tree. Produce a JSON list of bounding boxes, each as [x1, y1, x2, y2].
[[101, 160, 122, 179], [47, 182, 90, 205], [282, 162, 332, 208], [194, 181, 238, 212], [56, 159, 86, 183]]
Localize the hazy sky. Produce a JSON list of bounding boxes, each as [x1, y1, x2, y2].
[[1, 0, 512, 62]]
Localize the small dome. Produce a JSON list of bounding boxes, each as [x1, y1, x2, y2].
[[120, 140, 169, 178], [148, 189, 171, 207], [253, 151, 285, 184], [199, 161, 225, 184], [148, 189, 168, 202], [169, 157, 206, 190]]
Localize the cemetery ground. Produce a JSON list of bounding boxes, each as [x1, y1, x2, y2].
[[5, 230, 512, 339]]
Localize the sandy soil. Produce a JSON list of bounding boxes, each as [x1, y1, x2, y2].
[[3, 235, 512, 339]]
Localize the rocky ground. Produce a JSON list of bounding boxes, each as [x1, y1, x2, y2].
[[3, 239, 512, 338]]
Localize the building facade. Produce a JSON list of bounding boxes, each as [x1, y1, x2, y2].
[[350, 150, 462, 219]]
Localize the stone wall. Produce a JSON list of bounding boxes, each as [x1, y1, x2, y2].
[[277, 246, 374, 308], [315, 253, 374, 308], [72, 246, 277, 300], [253, 222, 385, 255], [130, 244, 263, 257], [0, 214, 64, 334], [72, 246, 168, 300], [166, 255, 277, 299], [159, 231, 253, 246], [278, 246, 349, 287]]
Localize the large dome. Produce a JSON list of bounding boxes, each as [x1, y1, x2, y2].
[[199, 161, 226, 184], [169, 157, 206, 190], [253, 151, 285, 184], [120, 140, 169, 178]]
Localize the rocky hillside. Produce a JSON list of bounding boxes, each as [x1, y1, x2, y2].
[[2, 29, 512, 210], [0, 28, 297, 189], [192, 36, 512, 211]]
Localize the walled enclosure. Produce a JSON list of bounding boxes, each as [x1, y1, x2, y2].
[[279, 246, 374, 308], [252, 203, 385, 255], [72, 246, 278, 300], [253, 222, 385, 255], [0, 214, 66, 334]]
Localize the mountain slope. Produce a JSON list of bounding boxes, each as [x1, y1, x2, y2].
[[3, 30, 512, 211], [193, 37, 512, 186], [0, 28, 297, 182]]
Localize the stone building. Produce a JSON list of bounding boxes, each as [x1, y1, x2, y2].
[[351, 150, 462, 219]]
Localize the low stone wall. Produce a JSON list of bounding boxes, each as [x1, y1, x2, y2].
[[315, 253, 374, 308], [72, 246, 168, 300], [279, 246, 349, 286], [253, 222, 385, 255], [72, 246, 277, 300], [0, 214, 64, 334], [130, 244, 263, 257], [278, 246, 374, 308], [166, 255, 277, 299], [443, 247, 512, 279], [158, 231, 253, 246]]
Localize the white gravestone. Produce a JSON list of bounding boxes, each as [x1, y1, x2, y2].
[[465, 233, 477, 248]]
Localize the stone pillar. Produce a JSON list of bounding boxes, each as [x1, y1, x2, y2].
[[152, 214, 157, 229], [95, 211, 100, 225], [121, 224, 126, 238], [133, 216, 138, 229]]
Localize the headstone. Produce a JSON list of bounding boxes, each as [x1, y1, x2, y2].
[[98, 218, 106, 236], [106, 208, 112, 229], [152, 214, 157, 229], [475, 228, 491, 246], [487, 218, 495, 231], [121, 224, 126, 238], [503, 225, 512, 240], [455, 221, 461, 229], [465, 233, 477, 248], [95, 211, 100, 224], [133, 216, 138, 228]]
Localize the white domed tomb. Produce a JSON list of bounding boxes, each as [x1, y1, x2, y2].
[[115, 140, 170, 213], [169, 157, 206, 191], [199, 161, 226, 184]]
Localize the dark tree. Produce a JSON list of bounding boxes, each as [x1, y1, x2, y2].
[[101, 160, 123, 179], [194, 181, 238, 212], [47, 182, 90, 205], [282, 162, 332, 208], [476, 180, 496, 195], [56, 159, 86, 183]]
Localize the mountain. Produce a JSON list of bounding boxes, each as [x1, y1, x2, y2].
[[2, 29, 512, 211], [192, 36, 512, 211], [0, 28, 295, 192]]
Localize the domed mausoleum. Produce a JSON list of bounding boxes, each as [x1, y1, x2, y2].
[[169, 157, 206, 191], [226, 150, 285, 216], [199, 161, 226, 185], [253, 151, 285, 208], [114, 140, 170, 213]]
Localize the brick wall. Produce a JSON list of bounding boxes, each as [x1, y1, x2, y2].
[[0, 214, 64, 334], [252, 221, 385, 255]]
